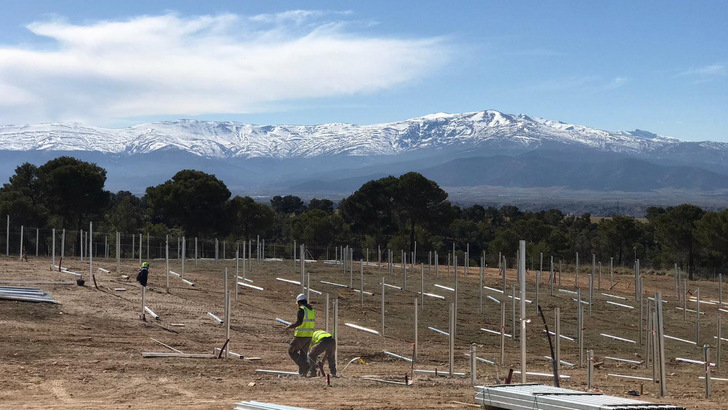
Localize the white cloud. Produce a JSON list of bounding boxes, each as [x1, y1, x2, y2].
[[0, 12, 450, 124], [529, 76, 628, 92], [677, 64, 726, 82]]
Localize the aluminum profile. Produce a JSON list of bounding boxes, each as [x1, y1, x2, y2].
[[475, 384, 685, 410], [234, 401, 315, 410], [0, 286, 56, 303]]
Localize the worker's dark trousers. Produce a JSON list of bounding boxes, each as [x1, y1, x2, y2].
[[289, 336, 311, 374], [307, 337, 337, 376]]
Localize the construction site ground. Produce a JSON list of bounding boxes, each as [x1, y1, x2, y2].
[[1, 255, 726, 409]]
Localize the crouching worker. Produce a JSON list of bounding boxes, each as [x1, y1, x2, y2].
[[306, 330, 337, 378], [286, 293, 316, 376]]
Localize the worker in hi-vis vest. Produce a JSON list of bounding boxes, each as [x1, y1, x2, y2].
[[286, 293, 316, 376], [306, 330, 337, 377]]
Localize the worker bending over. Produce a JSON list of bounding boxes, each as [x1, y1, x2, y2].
[[286, 293, 316, 376], [306, 330, 337, 378]]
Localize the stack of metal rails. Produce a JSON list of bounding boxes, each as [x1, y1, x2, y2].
[[475, 384, 685, 410], [234, 402, 314, 410], [0, 286, 56, 303]]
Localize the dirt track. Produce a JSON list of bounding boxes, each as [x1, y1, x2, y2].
[[0, 255, 725, 409]]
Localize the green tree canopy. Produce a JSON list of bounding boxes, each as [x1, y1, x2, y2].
[[227, 196, 275, 241], [339, 176, 399, 245], [653, 204, 705, 278], [145, 170, 230, 236], [270, 195, 306, 215], [36, 157, 109, 229]]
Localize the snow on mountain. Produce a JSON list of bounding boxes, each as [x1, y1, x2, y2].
[[0, 110, 719, 159]]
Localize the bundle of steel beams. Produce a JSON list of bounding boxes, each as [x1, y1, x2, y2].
[[0, 286, 56, 303], [474, 384, 685, 409], [234, 401, 315, 410]]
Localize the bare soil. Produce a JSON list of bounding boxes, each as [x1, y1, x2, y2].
[[0, 255, 725, 409]]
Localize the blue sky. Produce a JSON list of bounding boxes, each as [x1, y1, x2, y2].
[[0, 1, 726, 141]]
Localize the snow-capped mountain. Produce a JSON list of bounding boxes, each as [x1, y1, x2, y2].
[[0, 110, 712, 159], [1, 110, 728, 202]]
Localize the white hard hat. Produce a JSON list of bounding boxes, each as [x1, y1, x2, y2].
[[296, 293, 307, 302]]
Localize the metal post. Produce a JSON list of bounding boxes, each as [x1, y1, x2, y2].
[[697, 287, 701, 345], [165, 236, 169, 293], [414, 297, 419, 363], [235, 250, 239, 300], [181, 237, 186, 278], [479, 257, 484, 314], [598, 262, 602, 290], [575, 252, 579, 288], [639, 277, 644, 345], [448, 302, 454, 377], [535, 269, 540, 315], [141, 285, 146, 321], [146, 232, 149, 261], [194, 237, 198, 266], [656, 292, 667, 396], [500, 302, 505, 364], [454, 255, 458, 337], [225, 290, 231, 359], [403, 251, 407, 290], [610, 257, 614, 289], [19, 225, 23, 261], [381, 281, 385, 336], [325, 293, 330, 333], [511, 284, 516, 341], [588, 274, 593, 317], [705, 344, 711, 398], [635, 259, 640, 301], [555, 307, 561, 371], [138, 233, 142, 266], [420, 264, 424, 310], [720, 273, 723, 306], [360, 260, 364, 308], [89, 223, 93, 283], [434, 251, 438, 277], [646, 299, 652, 369], [578, 288, 583, 367], [502, 255, 507, 292], [51, 228, 55, 269], [470, 344, 477, 385], [4, 215, 8, 256], [550, 256, 554, 296], [35, 228, 39, 257], [717, 313, 722, 371], [519, 240, 526, 383], [587, 349, 594, 389], [683, 279, 688, 321]]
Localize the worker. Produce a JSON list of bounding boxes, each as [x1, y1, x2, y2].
[[285, 293, 316, 376], [136, 262, 149, 287], [306, 329, 337, 378]]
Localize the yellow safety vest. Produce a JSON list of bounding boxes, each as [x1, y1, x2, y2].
[[294, 306, 316, 337], [311, 330, 332, 345]]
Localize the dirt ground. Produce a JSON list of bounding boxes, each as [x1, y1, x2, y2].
[[0, 255, 725, 409]]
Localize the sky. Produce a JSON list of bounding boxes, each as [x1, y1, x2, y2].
[[0, 0, 726, 141]]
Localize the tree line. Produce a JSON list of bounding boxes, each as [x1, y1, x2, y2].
[[1, 156, 727, 279]]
